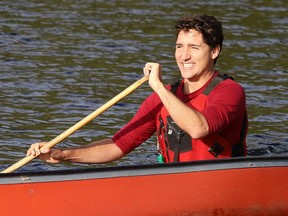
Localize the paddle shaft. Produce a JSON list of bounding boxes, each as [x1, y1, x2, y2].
[[1, 76, 149, 173]]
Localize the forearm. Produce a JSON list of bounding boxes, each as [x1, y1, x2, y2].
[[53, 139, 124, 164], [143, 62, 209, 138], [155, 84, 209, 139]]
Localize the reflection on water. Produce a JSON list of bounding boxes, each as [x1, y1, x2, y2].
[[0, 0, 287, 172]]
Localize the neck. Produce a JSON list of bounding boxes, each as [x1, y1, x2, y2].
[[183, 70, 216, 94]]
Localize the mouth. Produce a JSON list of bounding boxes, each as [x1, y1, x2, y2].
[[183, 63, 195, 68]]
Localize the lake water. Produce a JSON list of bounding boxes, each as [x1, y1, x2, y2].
[[0, 0, 287, 172]]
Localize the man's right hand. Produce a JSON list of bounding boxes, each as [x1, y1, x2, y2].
[[26, 142, 62, 164]]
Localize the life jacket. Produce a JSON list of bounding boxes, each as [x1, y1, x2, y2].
[[156, 74, 247, 163]]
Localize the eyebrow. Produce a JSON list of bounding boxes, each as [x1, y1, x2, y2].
[[175, 43, 201, 47]]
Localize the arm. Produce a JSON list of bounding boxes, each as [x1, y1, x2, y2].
[[27, 139, 124, 164], [151, 83, 209, 139], [143, 62, 209, 139]]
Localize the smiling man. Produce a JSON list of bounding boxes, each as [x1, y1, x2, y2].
[[28, 14, 248, 164]]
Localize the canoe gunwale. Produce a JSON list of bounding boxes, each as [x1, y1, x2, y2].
[[0, 155, 287, 185]]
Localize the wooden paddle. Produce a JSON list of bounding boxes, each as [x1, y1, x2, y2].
[[1, 76, 149, 173]]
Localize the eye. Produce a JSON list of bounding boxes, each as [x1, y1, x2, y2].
[[176, 44, 182, 49], [191, 45, 199, 50]]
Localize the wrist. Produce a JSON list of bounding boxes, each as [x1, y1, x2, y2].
[[152, 81, 166, 94], [51, 149, 65, 161]]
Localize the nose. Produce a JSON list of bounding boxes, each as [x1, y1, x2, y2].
[[182, 47, 191, 61]]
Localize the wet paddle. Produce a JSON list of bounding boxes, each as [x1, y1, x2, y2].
[[1, 76, 149, 173]]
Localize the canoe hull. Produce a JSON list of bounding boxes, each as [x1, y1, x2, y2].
[[1, 156, 288, 216]]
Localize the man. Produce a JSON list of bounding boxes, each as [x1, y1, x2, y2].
[[27, 14, 247, 164]]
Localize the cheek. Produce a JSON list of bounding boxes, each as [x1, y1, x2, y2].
[[175, 52, 180, 62], [175, 49, 179, 57]]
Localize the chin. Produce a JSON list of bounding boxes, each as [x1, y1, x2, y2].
[[180, 71, 195, 79]]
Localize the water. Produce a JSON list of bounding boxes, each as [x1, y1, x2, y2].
[[0, 0, 287, 172]]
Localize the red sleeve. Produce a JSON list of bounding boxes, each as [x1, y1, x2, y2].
[[202, 79, 246, 142], [112, 92, 162, 155]]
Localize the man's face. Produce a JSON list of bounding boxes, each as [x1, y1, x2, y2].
[[175, 29, 218, 81]]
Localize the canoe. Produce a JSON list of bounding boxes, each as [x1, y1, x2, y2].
[[1, 156, 287, 216]]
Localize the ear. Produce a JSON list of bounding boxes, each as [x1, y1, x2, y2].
[[211, 45, 221, 60]]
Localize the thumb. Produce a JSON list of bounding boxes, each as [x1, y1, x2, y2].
[[40, 147, 50, 154]]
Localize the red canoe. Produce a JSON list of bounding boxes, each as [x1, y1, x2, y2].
[[1, 156, 288, 216]]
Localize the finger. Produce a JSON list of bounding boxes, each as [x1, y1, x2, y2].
[[26, 149, 31, 156], [143, 66, 150, 77], [34, 143, 42, 155], [28, 149, 38, 157], [26, 144, 37, 156], [26, 142, 45, 156], [40, 147, 50, 154], [143, 62, 155, 76]]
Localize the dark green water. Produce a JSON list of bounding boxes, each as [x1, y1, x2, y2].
[[0, 0, 287, 172]]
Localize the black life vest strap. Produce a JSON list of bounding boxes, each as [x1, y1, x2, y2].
[[170, 73, 234, 96], [232, 112, 247, 157], [203, 73, 234, 95], [170, 79, 181, 94]]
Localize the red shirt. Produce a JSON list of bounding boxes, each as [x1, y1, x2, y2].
[[112, 72, 247, 155]]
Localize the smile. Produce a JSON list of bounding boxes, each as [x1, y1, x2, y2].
[[183, 63, 195, 68]]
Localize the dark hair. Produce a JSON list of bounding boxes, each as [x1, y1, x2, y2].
[[175, 14, 224, 64]]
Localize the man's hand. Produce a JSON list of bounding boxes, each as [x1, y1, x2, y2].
[[143, 62, 164, 92], [26, 142, 62, 164]]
